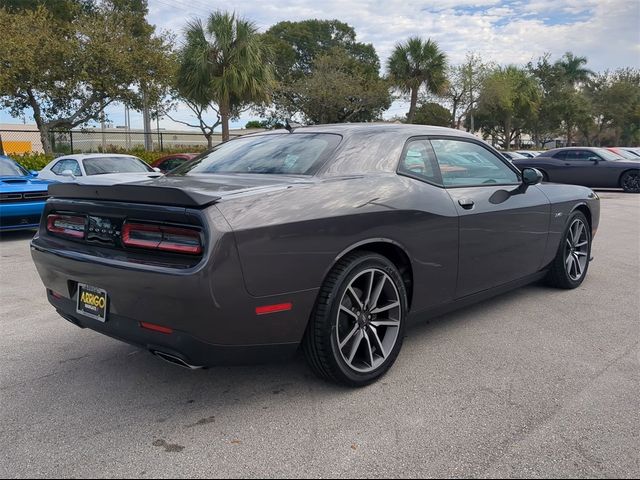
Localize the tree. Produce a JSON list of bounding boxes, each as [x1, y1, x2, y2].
[[274, 48, 390, 124], [176, 11, 274, 142], [556, 52, 594, 87], [443, 53, 492, 130], [263, 19, 381, 122], [412, 102, 451, 127], [0, 2, 174, 154], [473, 66, 540, 149], [387, 37, 447, 124]]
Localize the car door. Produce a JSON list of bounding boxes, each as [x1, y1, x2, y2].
[[429, 137, 551, 298], [550, 150, 605, 186]]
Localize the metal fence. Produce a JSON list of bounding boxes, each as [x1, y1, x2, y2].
[[0, 128, 247, 156]]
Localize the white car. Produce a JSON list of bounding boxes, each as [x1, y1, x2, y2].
[[38, 154, 162, 185]]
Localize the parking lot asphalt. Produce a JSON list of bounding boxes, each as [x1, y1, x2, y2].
[[0, 190, 638, 479]]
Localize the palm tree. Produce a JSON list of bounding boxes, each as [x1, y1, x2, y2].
[[556, 52, 594, 86], [387, 37, 447, 124], [177, 11, 274, 141]]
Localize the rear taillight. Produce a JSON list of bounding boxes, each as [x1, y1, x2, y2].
[[122, 222, 202, 255], [47, 214, 86, 239]]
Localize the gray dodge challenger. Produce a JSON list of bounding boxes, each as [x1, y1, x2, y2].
[[31, 124, 600, 386]]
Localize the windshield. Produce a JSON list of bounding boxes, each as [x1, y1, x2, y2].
[[83, 156, 152, 175], [173, 133, 342, 176], [0, 157, 28, 177]]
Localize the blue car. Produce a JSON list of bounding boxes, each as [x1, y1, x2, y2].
[[0, 155, 53, 231]]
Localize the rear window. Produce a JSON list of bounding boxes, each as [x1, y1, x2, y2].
[[174, 133, 341, 176], [83, 157, 152, 175]]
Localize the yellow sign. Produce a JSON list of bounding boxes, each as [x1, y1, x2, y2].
[[2, 141, 32, 154]]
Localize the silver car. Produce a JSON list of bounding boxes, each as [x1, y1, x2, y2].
[[38, 154, 162, 185]]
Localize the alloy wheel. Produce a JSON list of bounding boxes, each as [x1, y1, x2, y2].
[[564, 219, 589, 281], [622, 173, 640, 193], [335, 268, 402, 373]]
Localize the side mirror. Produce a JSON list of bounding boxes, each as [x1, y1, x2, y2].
[[589, 157, 600, 163], [522, 167, 543, 186], [60, 169, 76, 178], [153, 167, 162, 173], [29, 170, 39, 177]]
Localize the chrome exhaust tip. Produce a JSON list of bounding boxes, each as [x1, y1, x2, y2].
[[151, 350, 204, 370]]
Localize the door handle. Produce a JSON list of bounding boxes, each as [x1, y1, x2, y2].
[[458, 198, 475, 209]]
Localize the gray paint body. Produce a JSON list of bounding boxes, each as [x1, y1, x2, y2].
[[31, 124, 601, 366]]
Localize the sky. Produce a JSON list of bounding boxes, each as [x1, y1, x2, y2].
[[2, 0, 639, 131]]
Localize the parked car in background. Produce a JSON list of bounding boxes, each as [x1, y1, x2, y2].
[[0, 155, 53, 231], [38, 154, 163, 185], [515, 150, 543, 158], [621, 147, 640, 158], [512, 147, 640, 193], [151, 153, 199, 173], [501, 151, 527, 161], [32, 124, 600, 386], [606, 147, 640, 160]]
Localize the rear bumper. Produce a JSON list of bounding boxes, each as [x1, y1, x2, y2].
[[31, 235, 318, 366], [51, 292, 298, 366], [0, 201, 45, 230]]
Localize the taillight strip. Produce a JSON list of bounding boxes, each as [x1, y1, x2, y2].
[[122, 222, 202, 255], [47, 214, 86, 239]]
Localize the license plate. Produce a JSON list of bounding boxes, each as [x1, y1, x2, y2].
[[76, 284, 108, 322]]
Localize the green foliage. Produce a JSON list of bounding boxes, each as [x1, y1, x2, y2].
[[0, 2, 175, 154], [473, 66, 540, 149], [277, 48, 391, 124], [263, 19, 381, 122], [412, 102, 452, 127], [175, 11, 274, 142], [387, 37, 447, 123], [11, 152, 54, 171]]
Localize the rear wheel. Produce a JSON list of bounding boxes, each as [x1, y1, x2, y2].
[[303, 251, 407, 387], [545, 211, 591, 289], [620, 170, 640, 193]]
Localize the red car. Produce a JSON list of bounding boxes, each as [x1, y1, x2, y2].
[[151, 153, 198, 173]]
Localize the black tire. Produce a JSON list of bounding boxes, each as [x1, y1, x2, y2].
[[540, 170, 549, 182], [302, 251, 408, 387], [545, 211, 591, 289], [620, 170, 640, 193]]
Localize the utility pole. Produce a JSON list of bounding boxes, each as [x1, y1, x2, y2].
[[143, 89, 153, 151]]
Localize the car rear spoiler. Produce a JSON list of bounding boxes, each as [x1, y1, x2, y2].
[[47, 183, 221, 208]]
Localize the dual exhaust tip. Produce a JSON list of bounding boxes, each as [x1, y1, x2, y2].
[[151, 350, 204, 370]]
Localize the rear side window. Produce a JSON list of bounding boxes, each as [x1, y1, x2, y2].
[[398, 139, 441, 185], [51, 159, 81, 176], [552, 151, 567, 160], [175, 133, 341, 176], [431, 139, 520, 187]]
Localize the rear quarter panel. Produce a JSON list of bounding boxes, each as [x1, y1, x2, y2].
[[215, 174, 460, 312]]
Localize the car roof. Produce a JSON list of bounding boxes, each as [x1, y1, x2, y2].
[[245, 123, 479, 140], [54, 154, 141, 161]]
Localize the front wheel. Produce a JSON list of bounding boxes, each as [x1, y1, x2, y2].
[[545, 211, 591, 289], [620, 170, 640, 193], [303, 251, 407, 387]]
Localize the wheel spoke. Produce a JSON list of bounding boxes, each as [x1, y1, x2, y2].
[[363, 331, 375, 367], [575, 240, 588, 248], [364, 271, 375, 308], [339, 324, 359, 349], [573, 253, 583, 276], [566, 238, 573, 249], [368, 325, 387, 359], [370, 319, 400, 328], [565, 254, 574, 271], [575, 222, 584, 244], [369, 275, 387, 311], [340, 305, 358, 319], [371, 301, 400, 314], [347, 330, 364, 364], [575, 251, 587, 257], [347, 286, 363, 310]]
